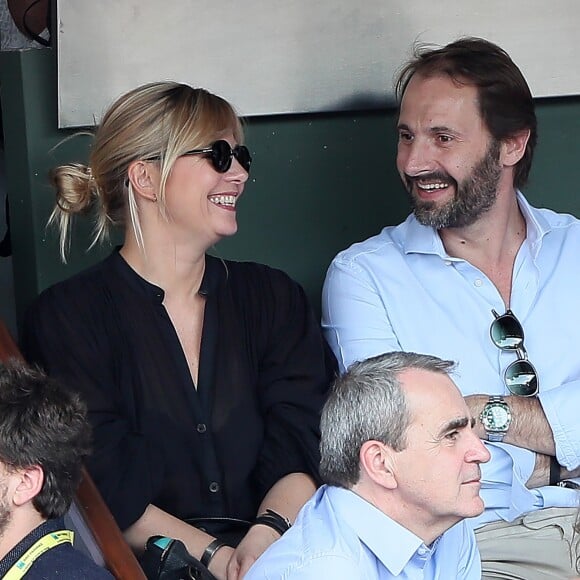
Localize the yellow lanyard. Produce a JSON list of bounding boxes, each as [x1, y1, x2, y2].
[[4, 530, 74, 580]]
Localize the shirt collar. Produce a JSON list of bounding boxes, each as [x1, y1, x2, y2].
[[325, 486, 436, 575], [515, 190, 550, 252], [109, 249, 226, 303], [400, 214, 448, 258], [401, 191, 549, 259]]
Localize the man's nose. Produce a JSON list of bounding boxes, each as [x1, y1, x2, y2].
[[466, 432, 491, 464], [399, 139, 433, 177]]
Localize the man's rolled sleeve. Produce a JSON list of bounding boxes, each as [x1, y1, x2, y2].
[[474, 443, 539, 525], [538, 380, 580, 469]]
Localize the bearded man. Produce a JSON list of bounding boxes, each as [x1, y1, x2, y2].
[[322, 37, 580, 580]]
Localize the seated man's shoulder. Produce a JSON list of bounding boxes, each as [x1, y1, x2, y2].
[[247, 548, 361, 580], [334, 226, 402, 263], [246, 488, 374, 579], [31, 542, 114, 579], [535, 204, 580, 229]]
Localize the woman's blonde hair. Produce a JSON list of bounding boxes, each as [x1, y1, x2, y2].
[[49, 82, 243, 260]]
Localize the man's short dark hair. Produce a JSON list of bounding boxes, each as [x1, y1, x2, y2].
[[0, 362, 91, 519], [395, 37, 537, 190]]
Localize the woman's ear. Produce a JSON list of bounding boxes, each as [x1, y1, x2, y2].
[[127, 160, 159, 202]]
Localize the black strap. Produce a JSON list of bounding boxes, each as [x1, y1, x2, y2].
[[550, 456, 560, 485], [253, 509, 291, 537]]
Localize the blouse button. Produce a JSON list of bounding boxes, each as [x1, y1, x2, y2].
[[209, 482, 220, 493], [196, 423, 207, 433], [474, 278, 483, 287]]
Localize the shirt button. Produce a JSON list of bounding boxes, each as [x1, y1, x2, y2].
[[444, 260, 452, 266], [474, 278, 483, 287], [209, 482, 220, 493], [196, 423, 207, 433]]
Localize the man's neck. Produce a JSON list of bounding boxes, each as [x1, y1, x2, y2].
[[352, 482, 458, 547], [437, 189, 526, 307], [0, 511, 46, 561]]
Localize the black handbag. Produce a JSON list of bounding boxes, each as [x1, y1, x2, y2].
[[140, 536, 217, 580]]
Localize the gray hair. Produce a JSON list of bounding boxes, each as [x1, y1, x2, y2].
[[319, 351, 455, 488]]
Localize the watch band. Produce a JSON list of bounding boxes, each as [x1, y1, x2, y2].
[[488, 395, 504, 404], [488, 431, 505, 442]]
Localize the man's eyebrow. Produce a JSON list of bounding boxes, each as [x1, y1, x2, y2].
[[396, 123, 460, 135], [438, 416, 472, 437], [429, 125, 461, 136]]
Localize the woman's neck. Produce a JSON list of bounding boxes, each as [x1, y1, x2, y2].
[[120, 234, 207, 300]]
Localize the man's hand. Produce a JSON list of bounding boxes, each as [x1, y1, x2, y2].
[[225, 524, 279, 579]]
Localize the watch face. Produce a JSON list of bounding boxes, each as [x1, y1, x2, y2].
[[482, 402, 511, 431]]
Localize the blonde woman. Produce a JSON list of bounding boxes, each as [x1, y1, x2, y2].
[[23, 82, 335, 580]]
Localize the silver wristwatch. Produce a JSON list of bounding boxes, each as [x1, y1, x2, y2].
[[480, 396, 512, 442]]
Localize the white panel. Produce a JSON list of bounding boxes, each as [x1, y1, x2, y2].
[[56, 0, 580, 127]]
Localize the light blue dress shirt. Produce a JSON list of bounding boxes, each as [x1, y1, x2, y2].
[[322, 193, 580, 525], [245, 485, 481, 579]]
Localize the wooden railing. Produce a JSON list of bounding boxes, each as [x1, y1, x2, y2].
[[0, 320, 146, 580]]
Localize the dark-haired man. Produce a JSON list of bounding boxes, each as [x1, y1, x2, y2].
[[0, 362, 113, 578], [246, 352, 490, 579], [323, 38, 580, 578]]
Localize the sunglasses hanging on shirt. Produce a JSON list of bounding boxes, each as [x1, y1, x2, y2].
[[489, 309, 539, 397]]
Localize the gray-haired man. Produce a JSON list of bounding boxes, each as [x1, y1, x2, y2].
[[247, 351, 490, 579]]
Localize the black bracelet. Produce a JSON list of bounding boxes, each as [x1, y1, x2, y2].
[[550, 455, 560, 486], [253, 509, 292, 536], [200, 538, 226, 567]]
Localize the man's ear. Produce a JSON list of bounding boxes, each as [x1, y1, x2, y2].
[[127, 160, 159, 202], [359, 440, 397, 490], [500, 130, 530, 168], [11, 466, 44, 507]]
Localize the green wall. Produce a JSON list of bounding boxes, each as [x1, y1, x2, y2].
[[2, 48, 580, 325]]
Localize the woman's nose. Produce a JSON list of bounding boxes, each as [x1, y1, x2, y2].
[[227, 157, 250, 183]]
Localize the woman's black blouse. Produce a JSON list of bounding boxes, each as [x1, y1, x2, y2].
[[23, 251, 336, 530]]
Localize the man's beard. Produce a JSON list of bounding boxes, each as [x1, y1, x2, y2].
[[406, 139, 502, 229], [0, 483, 11, 541]]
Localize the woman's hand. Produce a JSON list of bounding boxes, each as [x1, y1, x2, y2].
[[225, 524, 279, 579]]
